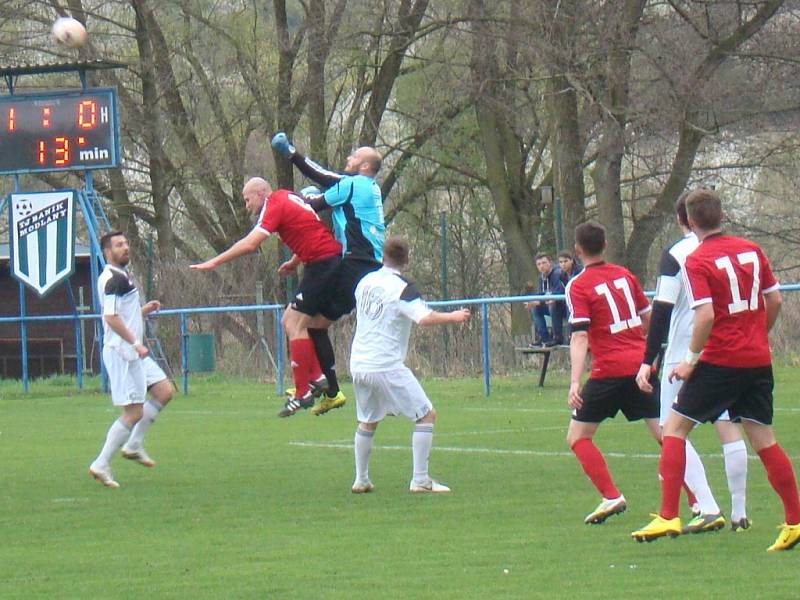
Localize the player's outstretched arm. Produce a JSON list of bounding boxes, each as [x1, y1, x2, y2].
[[190, 229, 268, 271], [418, 308, 471, 327], [271, 132, 343, 189]]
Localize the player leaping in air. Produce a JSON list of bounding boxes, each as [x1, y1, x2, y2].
[[191, 177, 341, 418], [272, 133, 385, 416]]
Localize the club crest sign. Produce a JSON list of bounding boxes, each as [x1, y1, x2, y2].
[[9, 190, 76, 297]]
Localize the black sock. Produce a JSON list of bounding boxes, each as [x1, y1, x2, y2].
[[308, 328, 339, 396]]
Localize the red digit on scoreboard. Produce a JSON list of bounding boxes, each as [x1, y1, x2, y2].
[[38, 140, 46, 165], [7, 107, 14, 132], [54, 136, 70, 166], [78, 99, 97, 129]]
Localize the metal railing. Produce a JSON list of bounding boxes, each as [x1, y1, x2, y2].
[[2, 283, 799, 396]]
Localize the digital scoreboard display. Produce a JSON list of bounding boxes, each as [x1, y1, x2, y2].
[[0, 88, 120, 174]]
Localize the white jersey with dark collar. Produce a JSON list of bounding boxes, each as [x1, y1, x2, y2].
[[653, 232, 699, 364], [350, 266, 432, 372], [97, 264, 143, 361]]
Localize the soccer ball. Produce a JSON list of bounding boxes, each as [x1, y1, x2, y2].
[[16, 201, 33, 217], [52, 17, 88, 48]]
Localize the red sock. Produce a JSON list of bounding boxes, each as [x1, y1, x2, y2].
[[571, 438, 620, 499], [758, 443, 800, 525], [288, 338, 318, 396], [659, 436, 686, 520]]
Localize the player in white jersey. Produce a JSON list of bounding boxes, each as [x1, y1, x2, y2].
[[89, 231, 174, 488], [636, 194, 749, 532], [349, 236, 470, 494]]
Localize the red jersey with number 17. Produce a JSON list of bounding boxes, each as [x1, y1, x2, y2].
[[566, 262, 651, 379], [255, 189, 342, 264], [683, 233, 779, 368]]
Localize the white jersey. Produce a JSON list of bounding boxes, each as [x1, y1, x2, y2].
[[97, 264, 143, 361], [350, 266, 433, 373], [653, 232, 699, 364]]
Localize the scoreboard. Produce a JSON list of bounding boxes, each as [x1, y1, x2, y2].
[[0, 88, 120, 174]]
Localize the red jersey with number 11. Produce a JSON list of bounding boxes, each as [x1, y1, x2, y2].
[[566, 262, 651, 379], [683, 233, 779, 368], [255, 189, 342, 264]]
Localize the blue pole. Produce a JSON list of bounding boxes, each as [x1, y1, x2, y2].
[[19, 283, 29, 392], [78, 191, 107, 391], [275, 307, 284, 396], [180, 312, 188, 395], [481, 302, 490, 397]]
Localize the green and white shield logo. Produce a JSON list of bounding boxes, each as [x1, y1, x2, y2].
[[9, 190, 76, 297]]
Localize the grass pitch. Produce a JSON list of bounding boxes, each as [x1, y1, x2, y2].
[[2, 368, 800, 599]]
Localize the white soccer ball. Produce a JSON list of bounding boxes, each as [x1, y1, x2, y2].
[[52, 17, 88, 48]]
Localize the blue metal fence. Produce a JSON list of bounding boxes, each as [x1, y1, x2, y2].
[[2, 283, 799, 397]]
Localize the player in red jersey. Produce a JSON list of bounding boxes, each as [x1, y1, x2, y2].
[[191, 177, 343, 417], [565, 222, 661, 525], [631, 188, 800, 551]]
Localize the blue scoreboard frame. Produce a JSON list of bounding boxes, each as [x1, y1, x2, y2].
[[0, 87, 120, 175]]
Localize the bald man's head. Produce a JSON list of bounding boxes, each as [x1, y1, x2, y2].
[[344, 147, 382, 176], [242, 177, 272, 214]]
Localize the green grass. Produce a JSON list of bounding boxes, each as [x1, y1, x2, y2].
[[2, 369, 800, 599]]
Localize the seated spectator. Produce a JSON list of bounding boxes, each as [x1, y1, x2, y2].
[[524, 253, 565, 347], [558, 250, 583, 285]]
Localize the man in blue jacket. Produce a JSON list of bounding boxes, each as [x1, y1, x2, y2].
[[525, 253, 566, 346]]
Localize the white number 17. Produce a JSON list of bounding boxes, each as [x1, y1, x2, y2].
[[715, 251, 760, 314], [595, 278, 642, 334]]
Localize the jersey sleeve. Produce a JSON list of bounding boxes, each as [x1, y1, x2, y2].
[[683, 254, 712, 308], [255, 196, 280, 235], [323, 178, 354, 208], [760, 247, 780, 294], [397, 283, 433, 323], [290, 153, 344, 189], [566, 279, 590, 325], [101, 273, 130, 316], [653, 248, 681, 305]]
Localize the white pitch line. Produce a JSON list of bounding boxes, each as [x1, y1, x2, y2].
[[289, 440, 780, 461], [290, 440, 660, 459]]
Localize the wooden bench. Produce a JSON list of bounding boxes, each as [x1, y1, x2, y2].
[[516, 345, 569, 387]]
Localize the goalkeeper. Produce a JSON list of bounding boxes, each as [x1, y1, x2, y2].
[[272, 133, 386, 416]]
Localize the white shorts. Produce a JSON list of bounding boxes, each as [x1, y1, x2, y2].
[[103, 347, 167, 407], [352, 366, 433, 423], [660, 362, 729, 425]]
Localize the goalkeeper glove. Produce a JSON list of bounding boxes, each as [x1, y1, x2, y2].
[[271, 132, 296, 158], [299, 186, 321, 199]]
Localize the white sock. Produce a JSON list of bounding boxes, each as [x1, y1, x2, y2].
[[684, 439, 720, 515], [126, 399, 164, 449], [354, 427, 374, 482], [412, 423, 434, 484], [723, 439, 748, 521], [95, 419, 131, 467]]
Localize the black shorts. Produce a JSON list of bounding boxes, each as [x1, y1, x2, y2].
[[572, 374, 660, 423], [675, 362, 774, 425], [291, 255, 342, 319], [326, 257, 382, 320]]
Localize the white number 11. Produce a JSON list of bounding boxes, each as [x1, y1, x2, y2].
[[595, 278, 642, 334]]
